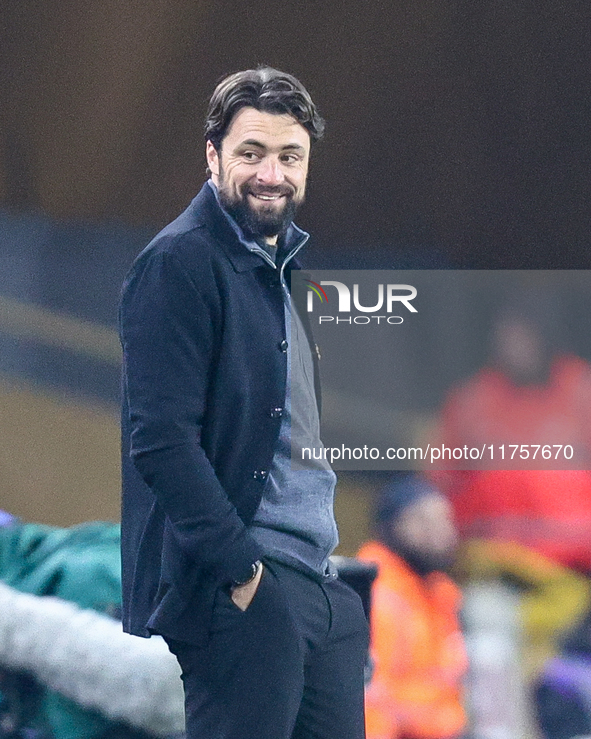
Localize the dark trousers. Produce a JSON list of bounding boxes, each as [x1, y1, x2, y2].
[[166, 560, 369, 739]]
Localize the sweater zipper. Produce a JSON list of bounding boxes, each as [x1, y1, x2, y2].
[[248, 233, 309, 291], [279, 234, 309, 289]]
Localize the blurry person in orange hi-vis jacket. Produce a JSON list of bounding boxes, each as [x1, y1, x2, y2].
[[358, 474, 468, 739]]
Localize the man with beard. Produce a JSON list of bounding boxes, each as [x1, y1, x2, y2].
[[119, 67, 368, 739], [358, 475, 468, 739]]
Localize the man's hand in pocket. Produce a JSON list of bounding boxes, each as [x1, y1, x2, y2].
[[230, 562, 264, 611]]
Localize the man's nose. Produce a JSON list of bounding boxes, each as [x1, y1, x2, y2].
[[256, 157, 285, 185]]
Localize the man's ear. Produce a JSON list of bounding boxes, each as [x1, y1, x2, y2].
[[206, 140, 220, 179]]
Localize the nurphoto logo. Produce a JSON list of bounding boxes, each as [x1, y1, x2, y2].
[[305, 279, 418, 325]]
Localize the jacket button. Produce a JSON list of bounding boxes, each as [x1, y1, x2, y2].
[[270, 407, 284, 418], [279, 340, 288, 352], [253, 470, 268, 481]]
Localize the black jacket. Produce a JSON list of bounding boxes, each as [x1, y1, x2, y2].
[[119, 183, 314, 645]]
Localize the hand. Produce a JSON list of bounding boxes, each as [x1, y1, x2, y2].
[[230, 562, 264, 611]]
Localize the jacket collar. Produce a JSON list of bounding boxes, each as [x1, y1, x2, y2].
[[187, 182, 307, 273]]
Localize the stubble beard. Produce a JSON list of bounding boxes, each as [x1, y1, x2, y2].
[[217, 173, 302, 239], [383, 529, 455, 577]]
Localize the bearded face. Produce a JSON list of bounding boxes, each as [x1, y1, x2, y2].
[[206, 107, 310, 241], [385, 494, 459, 576], [217, 172, 300, 238]]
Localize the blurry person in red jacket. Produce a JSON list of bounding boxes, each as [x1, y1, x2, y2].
[[437, 305, 591, 573], [358, 474, 468, 739], [434, 299, 591, 694]]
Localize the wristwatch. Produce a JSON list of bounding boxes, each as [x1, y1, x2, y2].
[[232, 560, 262, 586]]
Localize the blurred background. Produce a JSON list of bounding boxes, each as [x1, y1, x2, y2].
[[1, 0, 590, 521], [1, 2, 591, 738]]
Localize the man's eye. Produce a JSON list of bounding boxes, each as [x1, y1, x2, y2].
[[242, 151, 259, 161], [281, 154, 300, 164]]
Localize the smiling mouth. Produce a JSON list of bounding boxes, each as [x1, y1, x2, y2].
[[249, 193, 286, 202]]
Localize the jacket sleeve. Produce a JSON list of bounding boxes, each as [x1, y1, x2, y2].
[[120, 245, 265, 584]]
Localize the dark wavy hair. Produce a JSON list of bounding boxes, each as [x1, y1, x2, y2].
[[205, 66, 325, 150]]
